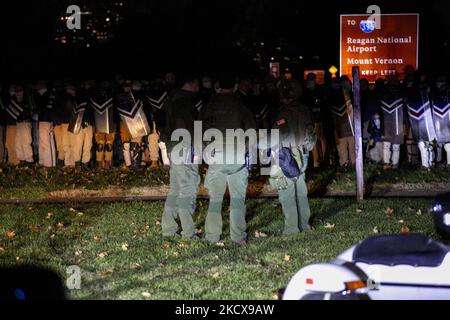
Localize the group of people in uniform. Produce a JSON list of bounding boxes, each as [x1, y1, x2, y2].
[[161, 73, 316, 244], [0, 75, 179, 170], [366, 74, 450, 170], [302, 72, 450, 171], [0, 69, 448, 243]]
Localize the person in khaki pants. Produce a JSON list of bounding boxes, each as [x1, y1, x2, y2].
[[53, 124, 69, 166], [329, 77, 356, 169], [4, 84, 19, 165], [66, 83, 94, 168], [33, 80, 56, 167], [5, 85, 33, 166], [336, 136, 356, 165], [68, 125, 93, 167], [52, 84, 73, 167], [119, 120, 141, 168], [147, 121, 159, 168], [5, 125, 18, 165], [15, 121, 33, 164], [95, 132, 115, 169]]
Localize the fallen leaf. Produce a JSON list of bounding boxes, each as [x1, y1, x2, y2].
[[172, 252, 179, 257], [98, 252, 108, 258], [272, 294, 279, 300], [56, 222, 64, 228], [122, 242, 129, 251], [385, 207, 394, 216], [215, 242, 225, 247], [75, 250, 82, 256], [47, 226, 52, 231], [50, 233, 56, 239], [130, 263, 142, 270], [255, 231, 268, 238], [212, 272, 220, 278], [77, 211, 84, 216], [69, 208, 77, 212], [373, 226, 379, 234], [195, 228, 203, 235], [324, 223, 335, 229], [400, 226, 410, 234], [142, 292, 151, 298], [154, 220, 161, 225], [93, 236, 100, 241], [178, 242, 188, 248], [46, 212, 53, 219], [0, 247, 5, 252], [16, 256, 20, 261], [162, 243, 170, 250], [214, 255, 219, 260], [6, 229, 16, 239], [284, 254, 291, 262], [397, 220, 404, 224], [99, 270, 112, 276], [416, 209, 422, 216], [356, 208, 363, 213]]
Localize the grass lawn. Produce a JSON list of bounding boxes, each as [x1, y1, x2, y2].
[[0, 162, 449, 200], [0, 197, 443, 299]]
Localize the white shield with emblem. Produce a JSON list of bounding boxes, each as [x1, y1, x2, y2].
[[118, 93, 151, 139]]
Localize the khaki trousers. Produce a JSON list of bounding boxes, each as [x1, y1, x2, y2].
[[312, 122, 327, 168], [336, 136, 355, 166], [95, 132, 115, 162], [67, 125, 93, 166], [38, 122, 56, 167], [6, 125, 18, 165], [148, 121, 159, 162], [15, 122, 33, 162], [54, 124, 70, 163]]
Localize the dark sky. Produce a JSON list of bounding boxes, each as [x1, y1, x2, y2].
[[0, 0, 448, 81]]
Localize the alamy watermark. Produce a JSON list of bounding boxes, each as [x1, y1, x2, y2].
[[169, 121, 279, 175], [66, 265, 81, 290], [66, 5, 81, 30]]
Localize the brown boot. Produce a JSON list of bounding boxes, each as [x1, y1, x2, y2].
[[104, 160, 111, 170], [97, 161, 103, 170]]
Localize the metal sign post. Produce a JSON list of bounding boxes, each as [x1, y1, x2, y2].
[[352, 66, 364, 201]]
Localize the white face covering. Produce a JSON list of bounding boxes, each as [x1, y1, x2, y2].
[[37, 88, 47, 96], [374, 119, 381, 128]]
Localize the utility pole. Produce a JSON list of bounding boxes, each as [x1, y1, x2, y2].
[[352, 66, 364, 201]]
